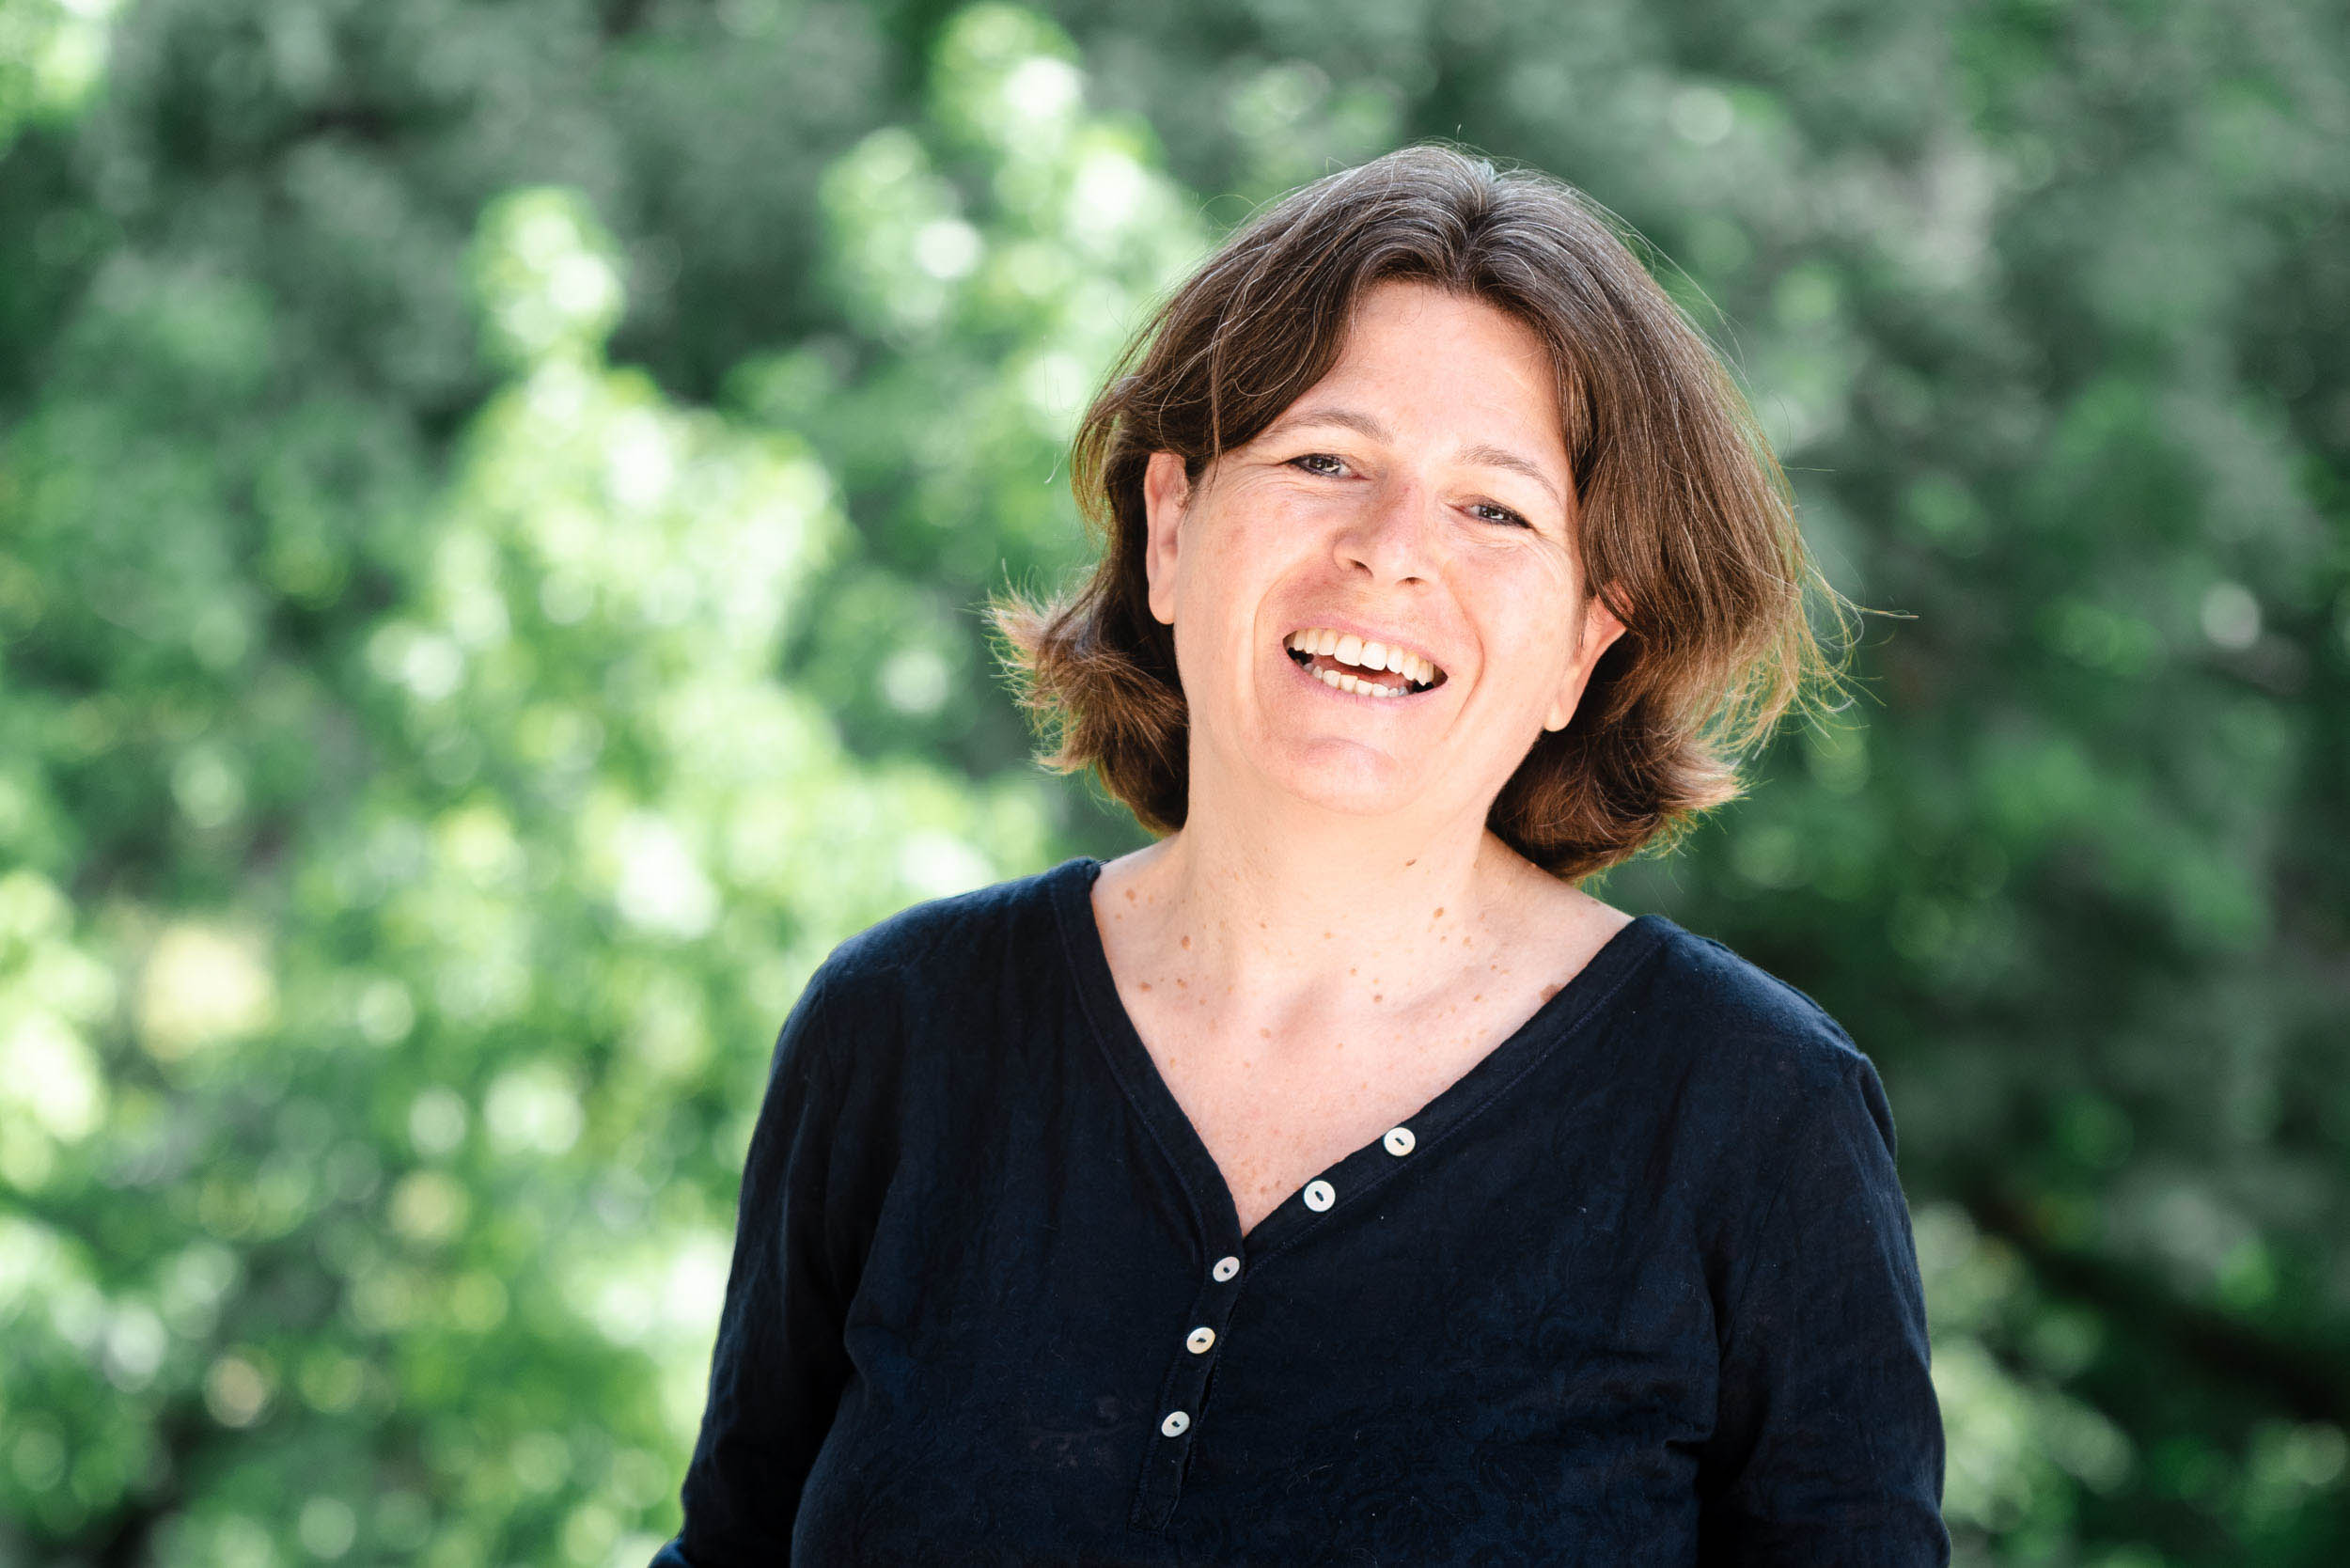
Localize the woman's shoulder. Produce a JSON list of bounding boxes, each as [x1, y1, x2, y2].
[[1630, 917, 1866, 1053], [1606, 921, 1911, 1272], [801, 855, 1078, 1017], [1619, 916, 1891, 1138]]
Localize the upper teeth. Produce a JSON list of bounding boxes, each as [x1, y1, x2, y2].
[[1284, 628, 1441, 688]]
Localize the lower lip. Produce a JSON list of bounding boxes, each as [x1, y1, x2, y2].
[[1281, 647, 1442, 706]]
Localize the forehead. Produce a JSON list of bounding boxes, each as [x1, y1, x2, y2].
[[1271, 279, 1571, 457]]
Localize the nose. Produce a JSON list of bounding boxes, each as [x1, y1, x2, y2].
[[1334, 475, 1436, 585]]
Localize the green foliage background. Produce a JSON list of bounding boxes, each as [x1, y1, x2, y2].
[[0, 0, 2344, 1562]]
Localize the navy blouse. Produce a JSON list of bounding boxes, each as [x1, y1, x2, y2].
[[651, 855, 1949, 1565]]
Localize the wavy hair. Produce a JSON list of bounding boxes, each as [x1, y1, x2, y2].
[[987, 143, 1856, 882]]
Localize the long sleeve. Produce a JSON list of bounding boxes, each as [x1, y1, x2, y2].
[[1695, 1052, 1951, 1566], [650, 972, 855, 1567]]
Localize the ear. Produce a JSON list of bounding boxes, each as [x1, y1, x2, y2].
[[1141, 450, 1192, 628], [1542, 591, 1629, 733]]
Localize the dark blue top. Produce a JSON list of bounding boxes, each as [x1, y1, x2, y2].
[[651, 855, 1949, 1565]]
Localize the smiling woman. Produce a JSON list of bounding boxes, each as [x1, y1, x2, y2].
[[654, 144, 1947, 1567], [1122, 276, 1636, 871]]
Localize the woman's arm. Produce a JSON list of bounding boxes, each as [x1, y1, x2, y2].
[[650, 973, 855, 1567], [1696, 1051, 1951, 1566]]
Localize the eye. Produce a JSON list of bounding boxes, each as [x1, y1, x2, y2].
[[1468, 500, 1532, 528], [1287, 452, 1350, 478]]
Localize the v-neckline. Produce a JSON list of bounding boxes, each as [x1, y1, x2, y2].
[[1046, 854, 1674, 1262]]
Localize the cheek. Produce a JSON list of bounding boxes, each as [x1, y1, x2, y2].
[[1496, 547, 1582, 614], [1219, 486, 1311, 547], [1474, 568, 1584, 679], [1198, 499, 1316, 599]]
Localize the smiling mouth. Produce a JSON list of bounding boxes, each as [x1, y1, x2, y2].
[[1282, 635, 1446, 698]]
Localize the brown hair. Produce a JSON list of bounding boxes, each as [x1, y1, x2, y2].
[[986, 142, 1856, 882]]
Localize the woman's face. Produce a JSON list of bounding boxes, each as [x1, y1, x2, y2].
[[1141, 277, 1626, 822]]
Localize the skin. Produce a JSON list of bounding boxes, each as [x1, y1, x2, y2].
[[1089, 278, 1637, 1236]]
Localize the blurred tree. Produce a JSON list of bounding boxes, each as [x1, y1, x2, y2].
[[1, 0, 2345, 1563], [0, 153, 1058, 1565], [728, 1, 1205, 785]]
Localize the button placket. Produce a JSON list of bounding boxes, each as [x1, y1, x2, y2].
[[1130, 1247, 1249, 1532], [1131, 1110, 1458, 1532], [1131, 1116, 1464, 1533]]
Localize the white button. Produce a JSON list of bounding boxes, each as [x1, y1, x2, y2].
[[1383, 1126, 1416, 1156], [1161, 1410, 1190, 1436], [1212, 1255, 1240, 1282], [1186, 1326, 1214, 1354], [1302, 1179, 1335, 1212]]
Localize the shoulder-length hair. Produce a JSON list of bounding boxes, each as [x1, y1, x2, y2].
[[987, 142, 1855, 883]]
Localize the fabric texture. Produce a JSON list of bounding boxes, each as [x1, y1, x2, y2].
[[650, 855, 1950, 1566]]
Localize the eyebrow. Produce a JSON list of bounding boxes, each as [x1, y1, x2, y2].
[[1261, 405, 1567, 512]]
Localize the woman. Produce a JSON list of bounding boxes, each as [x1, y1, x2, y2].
[[653, 144, 1948, 1564]]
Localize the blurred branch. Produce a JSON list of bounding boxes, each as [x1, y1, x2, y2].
[[1967, 1183, 2350, 1426]]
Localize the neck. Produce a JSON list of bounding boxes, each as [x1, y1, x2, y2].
[[1111, 811, 1537, 1035]]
